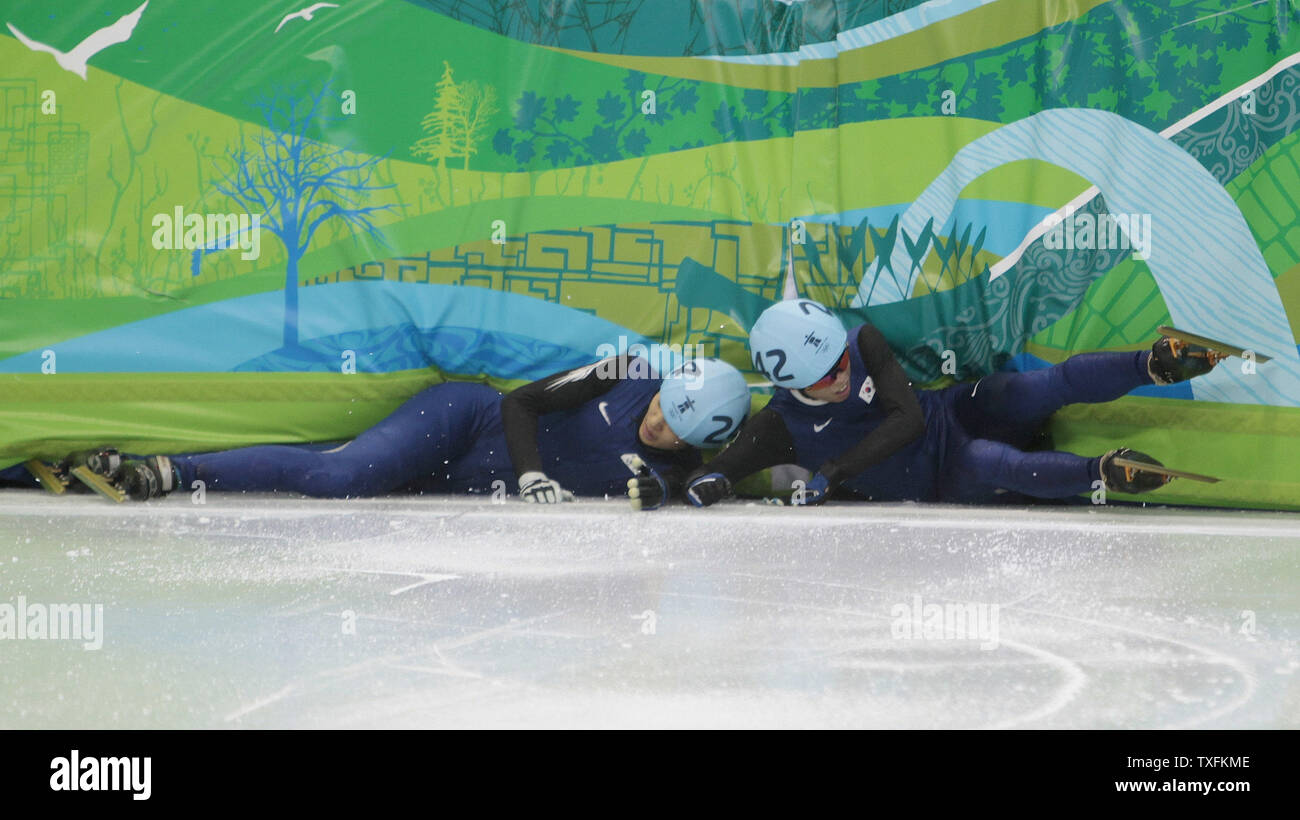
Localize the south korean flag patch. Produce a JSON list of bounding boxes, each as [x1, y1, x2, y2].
[[858, 375, 876, 404]]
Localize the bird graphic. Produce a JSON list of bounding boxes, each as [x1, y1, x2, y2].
[[5, 1, 149, 80], [275, 3, 340, 33]]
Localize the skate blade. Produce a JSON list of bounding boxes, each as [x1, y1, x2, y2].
[[70, 465, 128, 502], [25, 460, 68, 494], [1111, 457, 1220, 484], [1157, 326, 1272, 363]]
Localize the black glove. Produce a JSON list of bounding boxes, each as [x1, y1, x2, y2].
[[685, 471, 731, 507], [623, 455, 668, 511]]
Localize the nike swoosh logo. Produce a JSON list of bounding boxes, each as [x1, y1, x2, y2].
[[813, 419, 831, 433], [598, 401, 612, 426]]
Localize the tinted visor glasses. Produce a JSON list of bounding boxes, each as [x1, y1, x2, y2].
[[807, 348, 850, 390]]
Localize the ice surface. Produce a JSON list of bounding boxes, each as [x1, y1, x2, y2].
[[0, 490, 1297, 728]]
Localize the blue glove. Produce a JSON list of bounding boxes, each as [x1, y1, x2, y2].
[[790, 472, 832, 506], [685, 472, 731, 508]]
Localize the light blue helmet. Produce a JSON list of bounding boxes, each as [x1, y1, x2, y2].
[[659, 358, 751, 447], [748, 298, 848, 389]]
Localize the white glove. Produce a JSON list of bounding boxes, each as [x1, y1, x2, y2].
[[518, 471, 574, 504]]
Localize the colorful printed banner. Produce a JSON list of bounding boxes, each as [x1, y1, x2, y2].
[[2, 0, 1298, 508]]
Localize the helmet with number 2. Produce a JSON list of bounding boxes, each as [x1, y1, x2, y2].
[[659, 358, 751, 448], [748, 299, 848, 389]]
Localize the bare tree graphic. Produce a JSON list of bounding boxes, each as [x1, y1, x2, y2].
[[213, 85, 395, 350], [95, 79, 164, 290], [453, 81, 499, 168]]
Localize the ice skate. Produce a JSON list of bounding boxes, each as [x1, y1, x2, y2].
[[116, 457, 177, 501], [63, 448, 175, 502], [23, 458, 88, 495], [1147, 336, 1225, 385], [60, 447, 125, 479], [1100, 448, 1171, 493]]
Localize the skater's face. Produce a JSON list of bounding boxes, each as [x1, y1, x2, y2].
[[802, 348, 852, 403], [639, 393, 687, 451]]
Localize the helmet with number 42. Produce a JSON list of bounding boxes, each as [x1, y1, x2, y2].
[[747, 299, 848, 389]]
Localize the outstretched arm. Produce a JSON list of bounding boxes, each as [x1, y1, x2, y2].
[[817, 324, 925, 487], [500, 356, 629, 481], [694, 406, 797, 481], [682, 406, 797, 505]]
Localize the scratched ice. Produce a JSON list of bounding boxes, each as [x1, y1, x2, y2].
[[0, 491, 1297, 728]]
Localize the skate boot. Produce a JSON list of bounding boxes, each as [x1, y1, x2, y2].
[[62, 448, 175, 502], [56, 448, 127, 499], [60, 448, 125, 479], [1148, 336, 1224, 385], [1100, 448, 1171, 493], [116, 456, 177, 501]]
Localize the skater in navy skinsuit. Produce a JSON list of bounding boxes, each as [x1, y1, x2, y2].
[[683, 298, 1223, 508], [64, 355, 752, 507]]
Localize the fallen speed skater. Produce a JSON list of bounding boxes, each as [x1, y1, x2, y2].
[[26, 355, 751, 509], [684, 298, 1228, 508]]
